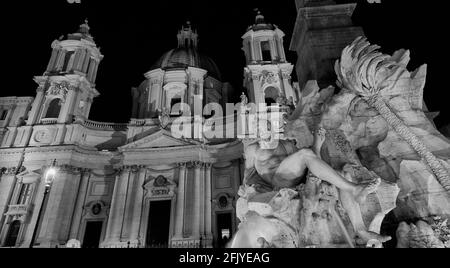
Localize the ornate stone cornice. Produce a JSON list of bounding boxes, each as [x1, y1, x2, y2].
[[117, 165, 142, 173], [55, 164, 88, 174]]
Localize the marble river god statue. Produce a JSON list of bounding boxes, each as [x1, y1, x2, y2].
[[230, 37, 450, 248]]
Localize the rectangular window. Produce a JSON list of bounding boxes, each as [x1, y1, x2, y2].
[[0, 110, 8, 120], [261, 41, 271, 62], [170, 97, 182, 117], [17, 184, 32, 205]]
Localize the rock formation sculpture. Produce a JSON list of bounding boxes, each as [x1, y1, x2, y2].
[[232, 37, 450, 248], [335, 37, 450, 191]]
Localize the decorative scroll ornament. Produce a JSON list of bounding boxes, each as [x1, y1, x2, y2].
[[144, 175, 176, 198]]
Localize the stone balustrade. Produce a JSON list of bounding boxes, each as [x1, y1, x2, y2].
[[129, 118, 159, 126], [82, 119, 127, 131], [40, 118, 58, 125]]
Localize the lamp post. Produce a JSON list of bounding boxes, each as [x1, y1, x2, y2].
[[30, 159, 58, 248]]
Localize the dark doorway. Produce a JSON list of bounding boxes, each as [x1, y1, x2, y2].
[[146, 200, 171, 248], [82, 221, 103, 248], [4, 220, 21, 247], [217, 212, 233, 248], [265, 98, 276, 106]]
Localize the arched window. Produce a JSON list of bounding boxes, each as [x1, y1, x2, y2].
[[44, 99, 62, 119], [4, 220, 21, 247], [170, 95, 182, 117], [264, 86, 280, 106]]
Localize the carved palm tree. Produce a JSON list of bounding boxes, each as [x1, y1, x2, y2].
[[335, 37, 450, 191]]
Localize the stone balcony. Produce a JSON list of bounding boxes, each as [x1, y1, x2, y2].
[[81, 119, 128, 131]]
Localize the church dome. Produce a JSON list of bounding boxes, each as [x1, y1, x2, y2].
[[152, 47, 222, 80], [150, 22, 222, 81], [247, 10, 275, 32]]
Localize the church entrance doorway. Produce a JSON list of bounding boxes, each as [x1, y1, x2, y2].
[[4, 220, 21, 247], [145, 200, 171, 248], [216, 212, 233, 248], [82, 221, 103, 248]]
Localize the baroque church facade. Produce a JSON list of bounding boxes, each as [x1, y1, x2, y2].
[[0, 8, 301, 248]]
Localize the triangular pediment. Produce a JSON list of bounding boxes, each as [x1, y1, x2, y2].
[[17, 169, 41, 178], [121, 129, 197, 150], [17, 169, 42, 184]]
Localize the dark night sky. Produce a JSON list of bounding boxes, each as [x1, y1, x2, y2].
[[1, 0, 448, 128]]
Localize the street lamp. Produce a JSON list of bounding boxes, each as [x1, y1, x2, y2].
[[44, 159, 58, 188], [30, 159, 58, 248]]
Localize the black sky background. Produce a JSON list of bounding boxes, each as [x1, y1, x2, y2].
[[1, 0, 448, 128]]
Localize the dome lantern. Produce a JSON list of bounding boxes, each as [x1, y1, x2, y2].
[[177, 21, 198, 49]]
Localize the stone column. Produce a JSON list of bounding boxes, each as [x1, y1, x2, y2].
[[199, 163, 205, 239], [127, 167, 146, 246], [68, 169, 91, 240], [102, 167, 131, 247], [72, 49, 82, 72], [59, 84, 80, 125], [204, 163, 213, 247], [22, 174, 48, 247], [270, 39, 277, 60], [250, 35, 256, 63], [27, 88, 45, 126], [87, 61, 97, 82], [56, 50, 65, 72], [76, 49, 87, 71], [0, 173, 16, 233], [92, 63, 99, 83], [279, 37, 286, 61], [174, 163, 186, 239], [192, 162, 202, 240], [46, 49, 58, 73]]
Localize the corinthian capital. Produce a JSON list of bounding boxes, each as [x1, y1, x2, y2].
[[190, 161, 204, 169], [177, 162, 187, 168]]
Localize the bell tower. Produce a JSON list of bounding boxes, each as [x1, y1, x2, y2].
[[28, 20, 103, 126], [242, 10, 298, 106]]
